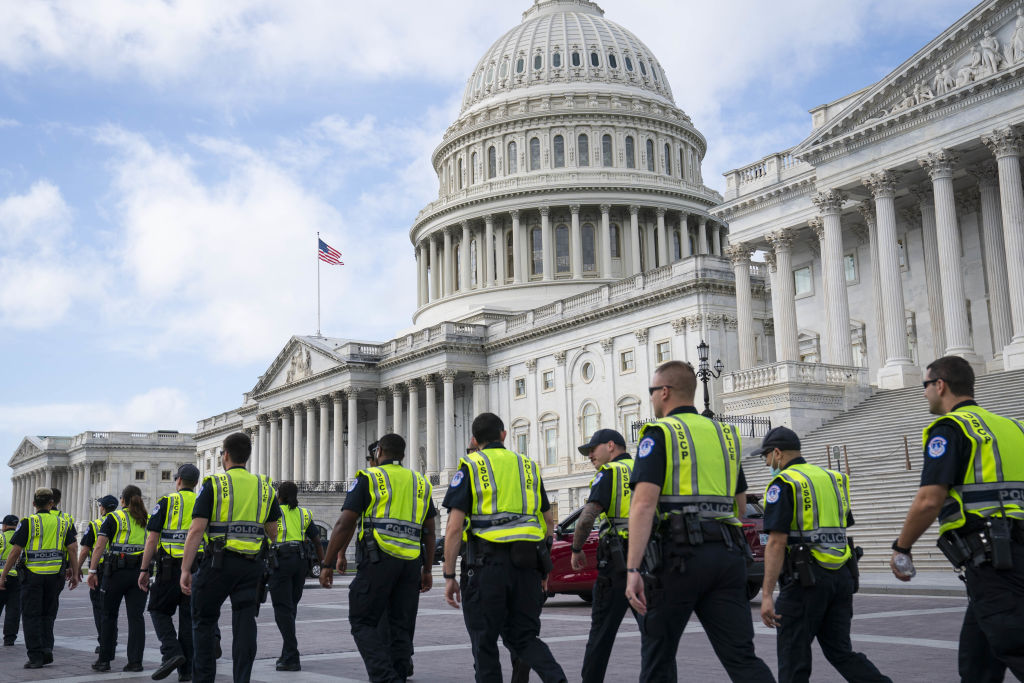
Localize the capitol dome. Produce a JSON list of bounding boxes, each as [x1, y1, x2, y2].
[[410, 0, 729, 327]]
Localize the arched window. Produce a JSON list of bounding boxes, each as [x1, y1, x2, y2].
[[602, 134, 613, 167], [590, 52, 600, 67], [533, 54, 543, 70], [516, 57, 525, 73], [499, 59, 508, 79], [530, 227, 543, 276], [577, 134, 589, 167], [471, 151, 478, 184], [506, 230, 514, 281], [555, 224, 570, 273], [639, 60, 648, 76], [625, 136, 635, 169], [581, 402, 599, 439], [458, 158, 464, 189], [646, 139, 655, 172], [664, 143, 671, 175], [487, 146, 496, 179], [625, 56, 634, 72], [582, 224, 596, 273], [552, 51, 561, 68], [571, 51, 581, 67], [610, 224, 621, 258], [507, 141, 518, 174], [529, 137, 541, 170], [608, 53, 618, 69], [553, 135, 565, 168], [540, 412, 559, 465], [679, 148, 685, 179]]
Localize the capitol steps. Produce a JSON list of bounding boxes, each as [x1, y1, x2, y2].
[[743, 368, 1024, 572]]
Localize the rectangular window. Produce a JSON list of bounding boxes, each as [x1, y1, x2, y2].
[[544, 427, 558, 466], [620, 349, 635, 373], [515, 433, 528, 456], [514, 377, 526, 398], [206, 458, 212, 471], [844, 252, 858, 284], [656, 340, 671, 363], [793, 266, 812, 297], [161, 470, 172, 481], [135, 470, 146, 481], [542, 370, 555, 391]]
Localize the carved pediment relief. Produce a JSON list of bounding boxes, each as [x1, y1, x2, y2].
[[285, 347, 313, 384], [251, 337, 346, 396], [8, 438, 43, 468]]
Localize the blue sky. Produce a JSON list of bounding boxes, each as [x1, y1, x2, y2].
[[0, 0, 975, 512]]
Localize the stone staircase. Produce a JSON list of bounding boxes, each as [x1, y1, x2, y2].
[[743, 369, 1024, 572]]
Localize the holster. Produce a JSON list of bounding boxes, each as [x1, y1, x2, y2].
[[987, 518, 1014, 571], [788, 544, 816, 587], [208, 538, 226, 570], [358, 535, 382, 564], [599, 534, 627, 573], [537, 537, 553, 575], [667, 513, 704, 546], [847, 540, 862, 593], [258, 561, 271, 604], [158, 554, 178, 583], [510, 541, 539, 570], [642, 534, 662, 573]]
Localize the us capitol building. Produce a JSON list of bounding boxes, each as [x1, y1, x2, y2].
[[183, 0, 1024, 520]]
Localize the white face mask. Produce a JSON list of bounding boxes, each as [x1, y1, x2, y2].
[[768, 451, 782, 477]]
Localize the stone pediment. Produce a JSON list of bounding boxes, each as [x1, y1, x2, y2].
[[794, 0, 1024, 160], [251, 336, 350, 396], [8, 437, 43, 468]]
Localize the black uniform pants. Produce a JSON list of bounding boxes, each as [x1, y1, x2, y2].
[[99, 566, 146, 665], [349, 553, 421, 682], [20, 570, 62, 662], [148, 558, 193, 676], [775, 563, 890, 683], [269, 551, 307, 665], [89, 579, 117, 648], [640, 540, 774, 683], [958, 541, 1024, 681], [191, 551, 264, 683], [581, 563, 641, 683], [0, 573, 21, 643], [461, 551, 566, 683]]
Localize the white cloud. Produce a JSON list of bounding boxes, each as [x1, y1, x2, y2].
[[0, 118, 18, 128]]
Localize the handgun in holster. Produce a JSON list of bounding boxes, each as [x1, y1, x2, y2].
[[208, 538, 226, 570], [668, 512, 703, 546], [987, 517, 1014, 570], [602, 534, 627, 573], [536, 537, 553, 576], [846, 538, 862, 593], [788, 543, 816, 587], [642, 534, 662, 573]]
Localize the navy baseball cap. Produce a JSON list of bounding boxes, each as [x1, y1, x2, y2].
[[2, 515, 19, 526], [176, 464, 201, 482], [96, 495, 119, 510], [753, 426, 802, 457], [577, 429, 627, 455]]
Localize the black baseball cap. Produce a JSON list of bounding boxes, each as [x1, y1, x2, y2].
[[176, 464, 201, 482], [753, 426, 802, 457], [2, 515, 19, 526], [96, 495, 119, 510], [577, 429, 627, 455]]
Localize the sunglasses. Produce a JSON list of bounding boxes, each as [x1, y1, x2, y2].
[[648, 385, 674, 395], [922, 378, 944, 389]]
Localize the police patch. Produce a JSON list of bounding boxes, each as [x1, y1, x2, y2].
[[450, 470, 464, 487], [347, 480, 358, 492], [927, 436, 948, 458], [150, 504, 161, 515], [593, 472, 604, 485], [765, 484, 781, 504], [637, 437, 655, 458]]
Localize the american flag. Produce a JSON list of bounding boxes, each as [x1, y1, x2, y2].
[[318, 238, 343, 265]]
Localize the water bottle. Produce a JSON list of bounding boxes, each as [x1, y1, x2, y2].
[[893, 552, 916, 578]]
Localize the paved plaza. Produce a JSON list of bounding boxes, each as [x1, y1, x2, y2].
[[0, 568, 971, 682]]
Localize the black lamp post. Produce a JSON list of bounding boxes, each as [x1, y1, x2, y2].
[[695, 339, 724, 418]]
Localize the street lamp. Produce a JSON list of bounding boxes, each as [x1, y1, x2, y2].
[[695, 339, 724, 418]]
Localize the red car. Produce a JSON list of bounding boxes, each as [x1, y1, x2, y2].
[[547, 494, 766, 602]]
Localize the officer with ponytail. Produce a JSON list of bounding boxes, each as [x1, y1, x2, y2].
[[79, 495, 119, 655], [270, 481, 323, 672], [88, 484, 149, 672]]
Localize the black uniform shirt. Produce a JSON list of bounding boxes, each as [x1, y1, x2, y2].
[[762, 457, 855, 533], [442, 442, 551, 513], [342, 460, 438, 520], [629, 406, 748, 494], [586, 453, 633, 511], [10, 510, 77, 547], [81, 522, 99, 549], [191, 466, 282, 522]]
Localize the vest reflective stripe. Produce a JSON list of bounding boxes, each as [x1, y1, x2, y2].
[[108, 509, 148, 555], [592, 458, 634, 538], [640, 414, 741, 526], [463, 448, 546, 543], [772, 464, 852, 570], [277, 506, 312, 545], [0, 529, 17, 577], [159, 491, 197, 559], [24, 511, 69, 574], [206, 469, 274, 556], [358, 464, 432, 560], [926, 405, 1024, 535]]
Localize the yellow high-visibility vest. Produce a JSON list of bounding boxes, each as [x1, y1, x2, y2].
[[768, 463, 852, 570], [159, 490, 197, 559], [23, 510, 70, 575], [107, 509, 148, 556], [358, 464, 432, 560], [0, 529, 18, 577], [462, 448, 546, 544], [592, 457, 634, 539], [277, 505, 312, 545], [205, 469, 275, 557]]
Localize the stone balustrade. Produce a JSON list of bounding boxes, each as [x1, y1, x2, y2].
[[723, 361, 869, 393]]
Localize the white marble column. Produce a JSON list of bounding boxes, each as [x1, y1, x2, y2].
[[656, 207, 668, 267], [570, 204, 582, 278], [291, 404, 304, 481], [698, 217, 709, 255], [66, 467, 77, 521], [541, 207, 553, 281], [376, 389, 387, 438], [391, 384, 404, 437], [920, 150, 977, 360], [82, 463, 92, 519], [767, 229, 799, 361], [712, 223, 722, 256], [910, 186, 946, 357], [269, 412, 281, 480], [415, 245, 423, 307], [727, 244, 756, 368], [301, 401, 314, 481], [474, 225, 484, 288], [443, 227, 454, 296], [599, 204, 611, 278], [628, 205, 641, 274], [681, 213, 692, 257], [496, 222, 506, 284], [332, 394, 344, 480], [280, 409, 292, 480], [812, 190, 853, 365], [483, 215, 494, 287], [255, 417, 266, 475], [472, 372, 488, 417], [345, 390, 359, 480], [982, 128, 1024, 369], [441, 370, 457, 471], [428, 236, 439, 302], [317, 398, 330, 481], [460, 221, 472, 292], [970, 164, 1013, 357], [407, 381, 420, 472], [865, 171, 920, 387], [856, 201, 888, 366], [425, 375, 438, 473], [510, 211, 523, 284]]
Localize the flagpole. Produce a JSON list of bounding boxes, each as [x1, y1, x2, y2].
[[316, 231, 321, 337]]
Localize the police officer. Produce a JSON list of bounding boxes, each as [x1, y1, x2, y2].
[[180, 431, 280, 683], [0, 487, 80, 669], [891, 356, 1024, 680], [87, 484, 150, 672], [79, 495, 119, 655], [0, 515, 22, 647], [757, 426, 890, 683], [138, 464, 202, 681], [625, 361, 774, 682], [570, 428, 640, 683], [270, 480, 323, 672], [442, 412, 567, 683], [320, 433, 435, 682]]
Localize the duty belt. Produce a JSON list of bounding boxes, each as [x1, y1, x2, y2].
[[208, 522, 266, 542], [363, 518, 422, 541], [160, 530, 188, 543], [788, 528, 847, 546], [659, 520, 732, 543], [109, 544, 145, 554]]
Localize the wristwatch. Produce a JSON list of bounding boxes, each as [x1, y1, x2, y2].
[[891, 540, 912, 555], [320, 563, 334, 569], [443, 572, 456, 579], [571, 546, 583, 553]]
